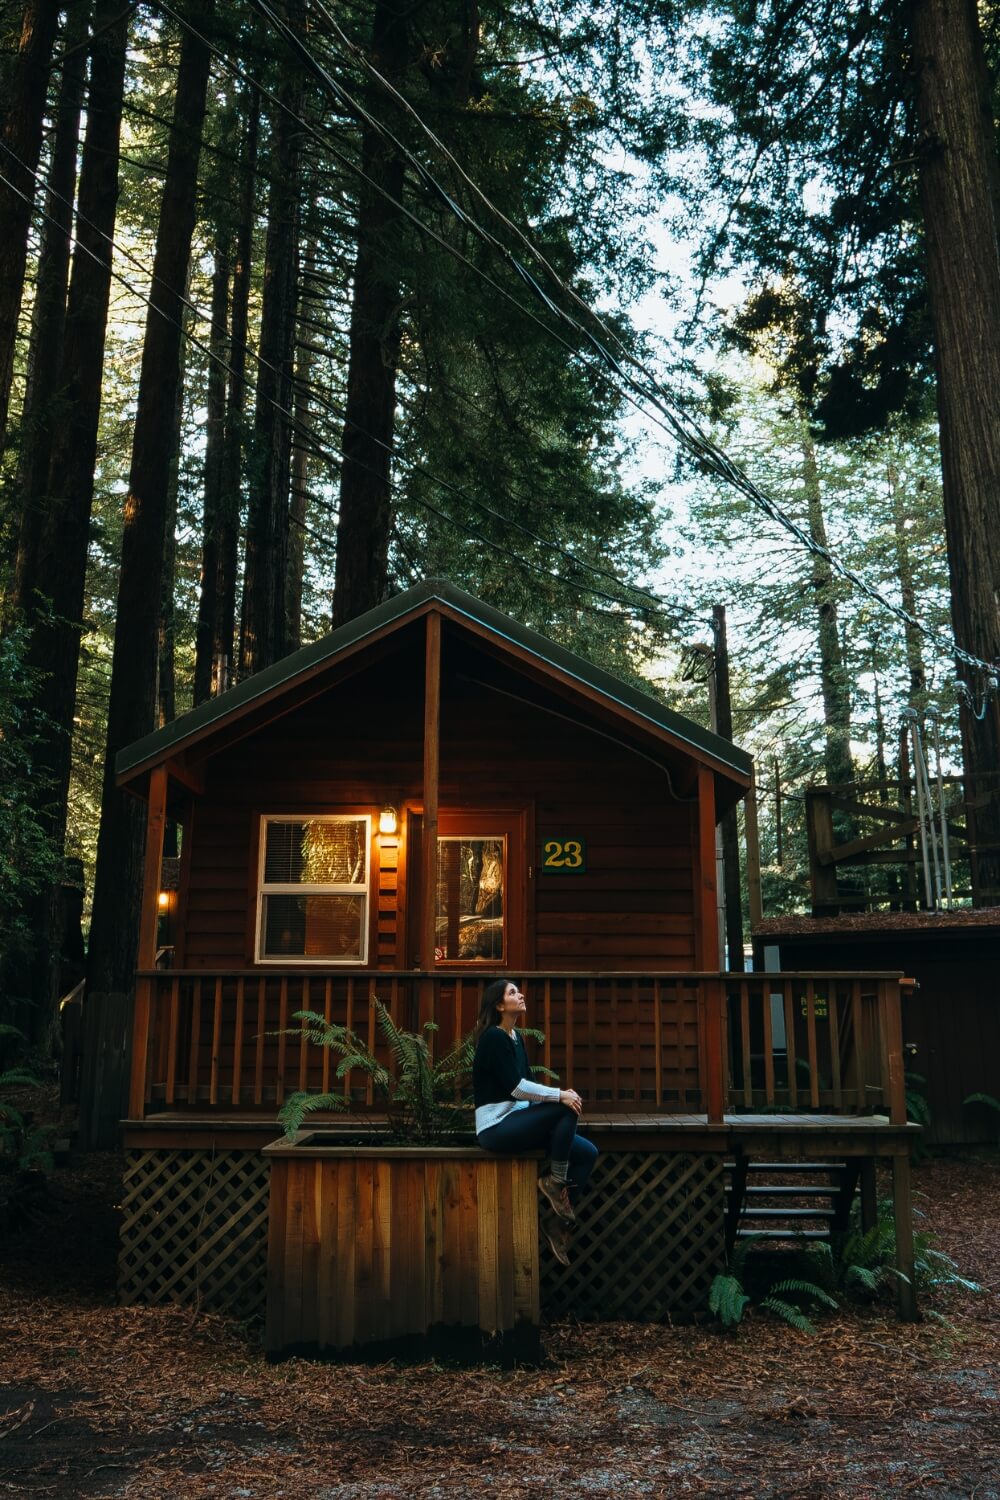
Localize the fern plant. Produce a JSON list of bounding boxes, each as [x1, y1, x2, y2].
[[800, 1198, 981, 1303], [275, 997, 477, 1143], [708, 1237, 837, 1334], [964, 1092, 1000, 1145]]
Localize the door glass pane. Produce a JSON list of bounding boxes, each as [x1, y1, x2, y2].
[[435, 837, 505, 961]]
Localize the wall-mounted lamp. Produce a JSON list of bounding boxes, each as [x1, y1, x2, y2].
[[379, 805, 398, 836], [157, 890, 171, 911]]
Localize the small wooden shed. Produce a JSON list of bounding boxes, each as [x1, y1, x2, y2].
[[112, 580, 917, 1333]]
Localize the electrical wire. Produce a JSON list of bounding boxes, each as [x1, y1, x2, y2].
[[248, 0, 1000, 694], [1, 141, 697, 634]]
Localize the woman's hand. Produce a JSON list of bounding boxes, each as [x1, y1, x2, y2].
[[559, 1089, 583, 1115]]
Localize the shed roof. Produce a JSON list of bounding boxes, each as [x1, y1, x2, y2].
[[116, 578, 753, 785]]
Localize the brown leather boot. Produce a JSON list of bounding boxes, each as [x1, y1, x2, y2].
[[541, 1210, 572, 1266], [538, 1172, 576, 1222]]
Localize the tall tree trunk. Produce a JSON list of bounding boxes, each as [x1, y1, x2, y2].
[[158, 297, 190, 733], [286, 239, 316, 651], [193, 229, 230, 704], [83, 9, 211, 1145], [0, 0, 60, 444], [911, 0, 1000, 904], [331, 0, 408, 628], [10, 0, 90, 623], [7, 0, 128, 1055], [887, 458, 927, 704], [239, 41, 301, 678], [215, 86, 259, 695], [801, 424, 854, 787]]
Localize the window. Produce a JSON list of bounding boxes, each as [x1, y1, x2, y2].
[[435, 835, 505, 962], [256, 816, 370, 964]]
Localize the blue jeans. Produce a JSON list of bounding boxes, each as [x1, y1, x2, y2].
[[478, 1103, 599, 1201]]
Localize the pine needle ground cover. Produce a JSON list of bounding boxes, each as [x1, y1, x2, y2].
[[0, 1157, 998, 1499]]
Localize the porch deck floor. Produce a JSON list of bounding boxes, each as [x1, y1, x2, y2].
[[123, 1110, 919, 1156]]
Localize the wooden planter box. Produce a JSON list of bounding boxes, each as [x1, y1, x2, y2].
[[262, 1134, 541, 1363]]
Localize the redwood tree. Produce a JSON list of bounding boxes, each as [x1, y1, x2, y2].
[[83, 7, 213, 1144]]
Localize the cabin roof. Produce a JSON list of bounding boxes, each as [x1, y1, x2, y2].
[[116, 578, 753, 785]]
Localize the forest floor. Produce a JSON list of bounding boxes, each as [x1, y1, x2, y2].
[[1, 1143, 999, 1499]]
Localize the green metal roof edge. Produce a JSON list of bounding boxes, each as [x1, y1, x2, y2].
[[116, 578, 752, 781]]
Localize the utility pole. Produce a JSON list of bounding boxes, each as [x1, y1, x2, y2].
[[710, 605, 746, 971]]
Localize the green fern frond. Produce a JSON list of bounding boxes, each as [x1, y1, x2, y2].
[[760, 1297, 816, 1334], [767, 1278, 838, 1310], [0, 1068, 42, 1091], [708, 1273, 750, 1328], [278, 1090, 351, 1140], [964, 1091, 1000, 1112]]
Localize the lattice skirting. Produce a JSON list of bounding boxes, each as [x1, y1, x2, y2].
[[118, 1149, 270, 1318], [119, 1146, 724, 1325], [541, 1151, 725, 1320]]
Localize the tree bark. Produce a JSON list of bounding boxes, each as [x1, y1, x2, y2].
[[83, 8, 212, 1143], [0, 0, 61, 444], [801, 424, 854, 787], [11, 0, 90, 624], [239, 34, 301, 678], [286, 239, 316, 651], [910, 0, 1000, 903], [331, 0, 409, 628], [214, 86, 259, 695], [887, 458, 927, 704], [193, 229, 231, 703]]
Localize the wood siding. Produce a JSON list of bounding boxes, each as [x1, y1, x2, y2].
[[179, 626, 698, 973]]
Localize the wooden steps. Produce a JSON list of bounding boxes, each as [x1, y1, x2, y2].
[[724, 1159, 858, 1245]]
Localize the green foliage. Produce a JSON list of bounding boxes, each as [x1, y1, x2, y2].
[[708, 1236, 836, 1334], [905, 1073, 932, 1129], [0, 624, 65, 975], [801, 1197, 981, 1304], [276, 996, 477, 1144], [964, 1092, 1000, 1144], [0, 1026, 54, 1173]]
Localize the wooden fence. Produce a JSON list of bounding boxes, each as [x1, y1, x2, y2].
[[131, 969, 907, 1125]]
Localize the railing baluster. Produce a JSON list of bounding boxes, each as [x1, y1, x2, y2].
[[632, 978, 640, 1103], [587, 980, 597, 1103], [254, 979, 266, 1106], [344, 978, 355, 1103], [322, 979, 332, 1097], [740, 981, 752, 1107], [543, 979, 552, 1078], [761, 977, 775, 1108], [165, 977, 179, 1106], [784, 981, 797, 1109], [806, 979, 819, 1109], [828, 980, 843, 1110], [298, 978, 310, 1092], [276, 977, 288, 1107], [367, 981, 377, 1107], [187, 978, 202, 1105], [653, 979, 663, 1108], [851, 979, 864, 1110], [565, 980, 574, 1089], [209, 977, 223, 1106], [231, 978, 245, 1107], [610, 979, 620, 1103]]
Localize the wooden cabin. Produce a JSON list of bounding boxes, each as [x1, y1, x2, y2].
[[113, 580, 918, 1332]]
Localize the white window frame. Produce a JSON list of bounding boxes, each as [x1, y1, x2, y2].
[[255, 814, 371, 965]]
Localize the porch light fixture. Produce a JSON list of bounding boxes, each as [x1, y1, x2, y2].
[[157, 891, 170, 911], [379, 805, 398, 836]]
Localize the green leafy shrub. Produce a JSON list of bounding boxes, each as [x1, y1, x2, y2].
[[800, 1198, 980, 1304]]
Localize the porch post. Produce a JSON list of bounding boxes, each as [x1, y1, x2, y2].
[[419, 611, 441, 1026], [892, 1151, 918, 1320], [129, 764, 168, 1120], [695, 764, 720, 969]]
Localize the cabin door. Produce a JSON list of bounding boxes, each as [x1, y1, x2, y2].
[[404, 808, 530, 969]]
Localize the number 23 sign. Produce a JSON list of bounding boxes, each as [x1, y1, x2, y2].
[[541, 836, 586, 873]]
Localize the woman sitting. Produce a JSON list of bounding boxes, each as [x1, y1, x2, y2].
[[473, 978, 598, 1265]]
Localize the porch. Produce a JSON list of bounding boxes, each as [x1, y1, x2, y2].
[[119, 967, 919, 1327]]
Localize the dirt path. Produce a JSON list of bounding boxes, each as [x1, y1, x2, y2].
[[2, 1156, 998, 1498]]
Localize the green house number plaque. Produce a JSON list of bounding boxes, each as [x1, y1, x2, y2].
[[541, 836, 587, 873]]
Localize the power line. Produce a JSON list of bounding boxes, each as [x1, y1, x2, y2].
[[255, 0, 998, 693], [2, 142, 697, 635]]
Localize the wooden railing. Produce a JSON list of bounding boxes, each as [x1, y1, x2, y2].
[[131, 969, 908, 1127]]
